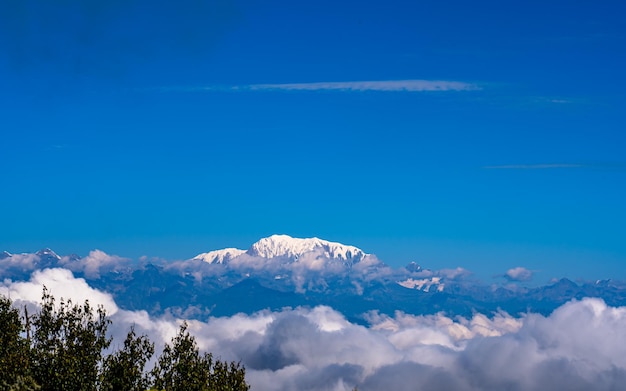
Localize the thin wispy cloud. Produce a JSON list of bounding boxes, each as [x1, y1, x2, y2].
[[244, 80, 481, 92], [546, 99, 572, 104], [483, 163, 585, 169], [484, 162, 626, 172], [160, 80, 481, 93], [532, 96, 575, 105]]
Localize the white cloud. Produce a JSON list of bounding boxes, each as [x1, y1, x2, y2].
[[59, 249, 130, 279], [169, 250, 392, 295], [115, 299, 626, 390], [365, 310, 522, 346], [0, 253, 39, 272], [0, 268, 118, 315], [505, 266, 534, 282], [437, 267, 472, 280], [199, 298, 626, 391]]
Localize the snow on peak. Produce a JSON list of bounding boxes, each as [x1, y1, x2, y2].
[[247, 234, 367, 262], [35, 248, 61, 260], [405, 262, 423, 273], [398, 277, 445, 292], [193, 248, 246, 264], [190, 235, 370, 267]]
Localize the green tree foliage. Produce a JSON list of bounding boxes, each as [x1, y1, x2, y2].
[[100, 327, 155, 391], [209, 359, 250, 391], [2, 376, 40, 391], [0, 291, 251, 391], [30, 287, 111, 391], [151, 322, 250, 391], [0, 297, 34, 390]]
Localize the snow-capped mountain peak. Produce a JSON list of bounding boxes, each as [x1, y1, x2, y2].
[[247, 234, 367, 262], [35, 248, 61, 260], [405, 262, 423, 273], [192, 248, 246, 264], [191, 234, 370, 266]]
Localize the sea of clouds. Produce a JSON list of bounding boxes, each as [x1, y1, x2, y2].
[[2, 268, 626, 391]]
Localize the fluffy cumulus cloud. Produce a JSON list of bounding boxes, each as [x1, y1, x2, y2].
[[0, 253, 40, 273], [182, 299, 626, 391], [59, 249, 130, 279], [0, 250, 131, 280], [3, 271, 626, 390], [505, 266, 534, 282], [436, 267, 472, 280], [0, 268, 118, 315], [170, 251, 393, 294]]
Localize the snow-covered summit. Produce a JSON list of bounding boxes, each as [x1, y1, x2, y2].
[[192, 248, 246, 264], [36, 248, 61, 260], [191, 235, 369, 265], [247, 234, 367, 262]]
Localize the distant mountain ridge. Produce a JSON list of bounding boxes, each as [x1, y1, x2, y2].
[[3, 235, 626, 323]]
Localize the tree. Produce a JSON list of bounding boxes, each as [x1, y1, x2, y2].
[[151, 322, 249, 391], [209, 359, 249, 391], [29, 287, 111, 391], [0, 290, 251, 391], [100, 327, 155, 391], [0, 296, 35, 391]]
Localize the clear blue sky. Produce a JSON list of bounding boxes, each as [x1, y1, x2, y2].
[[1, 0, 625, 282]]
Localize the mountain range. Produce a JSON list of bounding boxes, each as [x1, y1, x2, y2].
[[2, 234, 626, 322]]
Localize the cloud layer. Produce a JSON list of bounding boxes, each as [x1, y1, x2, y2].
[[2, 269, 626, 391]]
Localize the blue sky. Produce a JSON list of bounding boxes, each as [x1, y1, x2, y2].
[[1, 0, 625, 282]]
